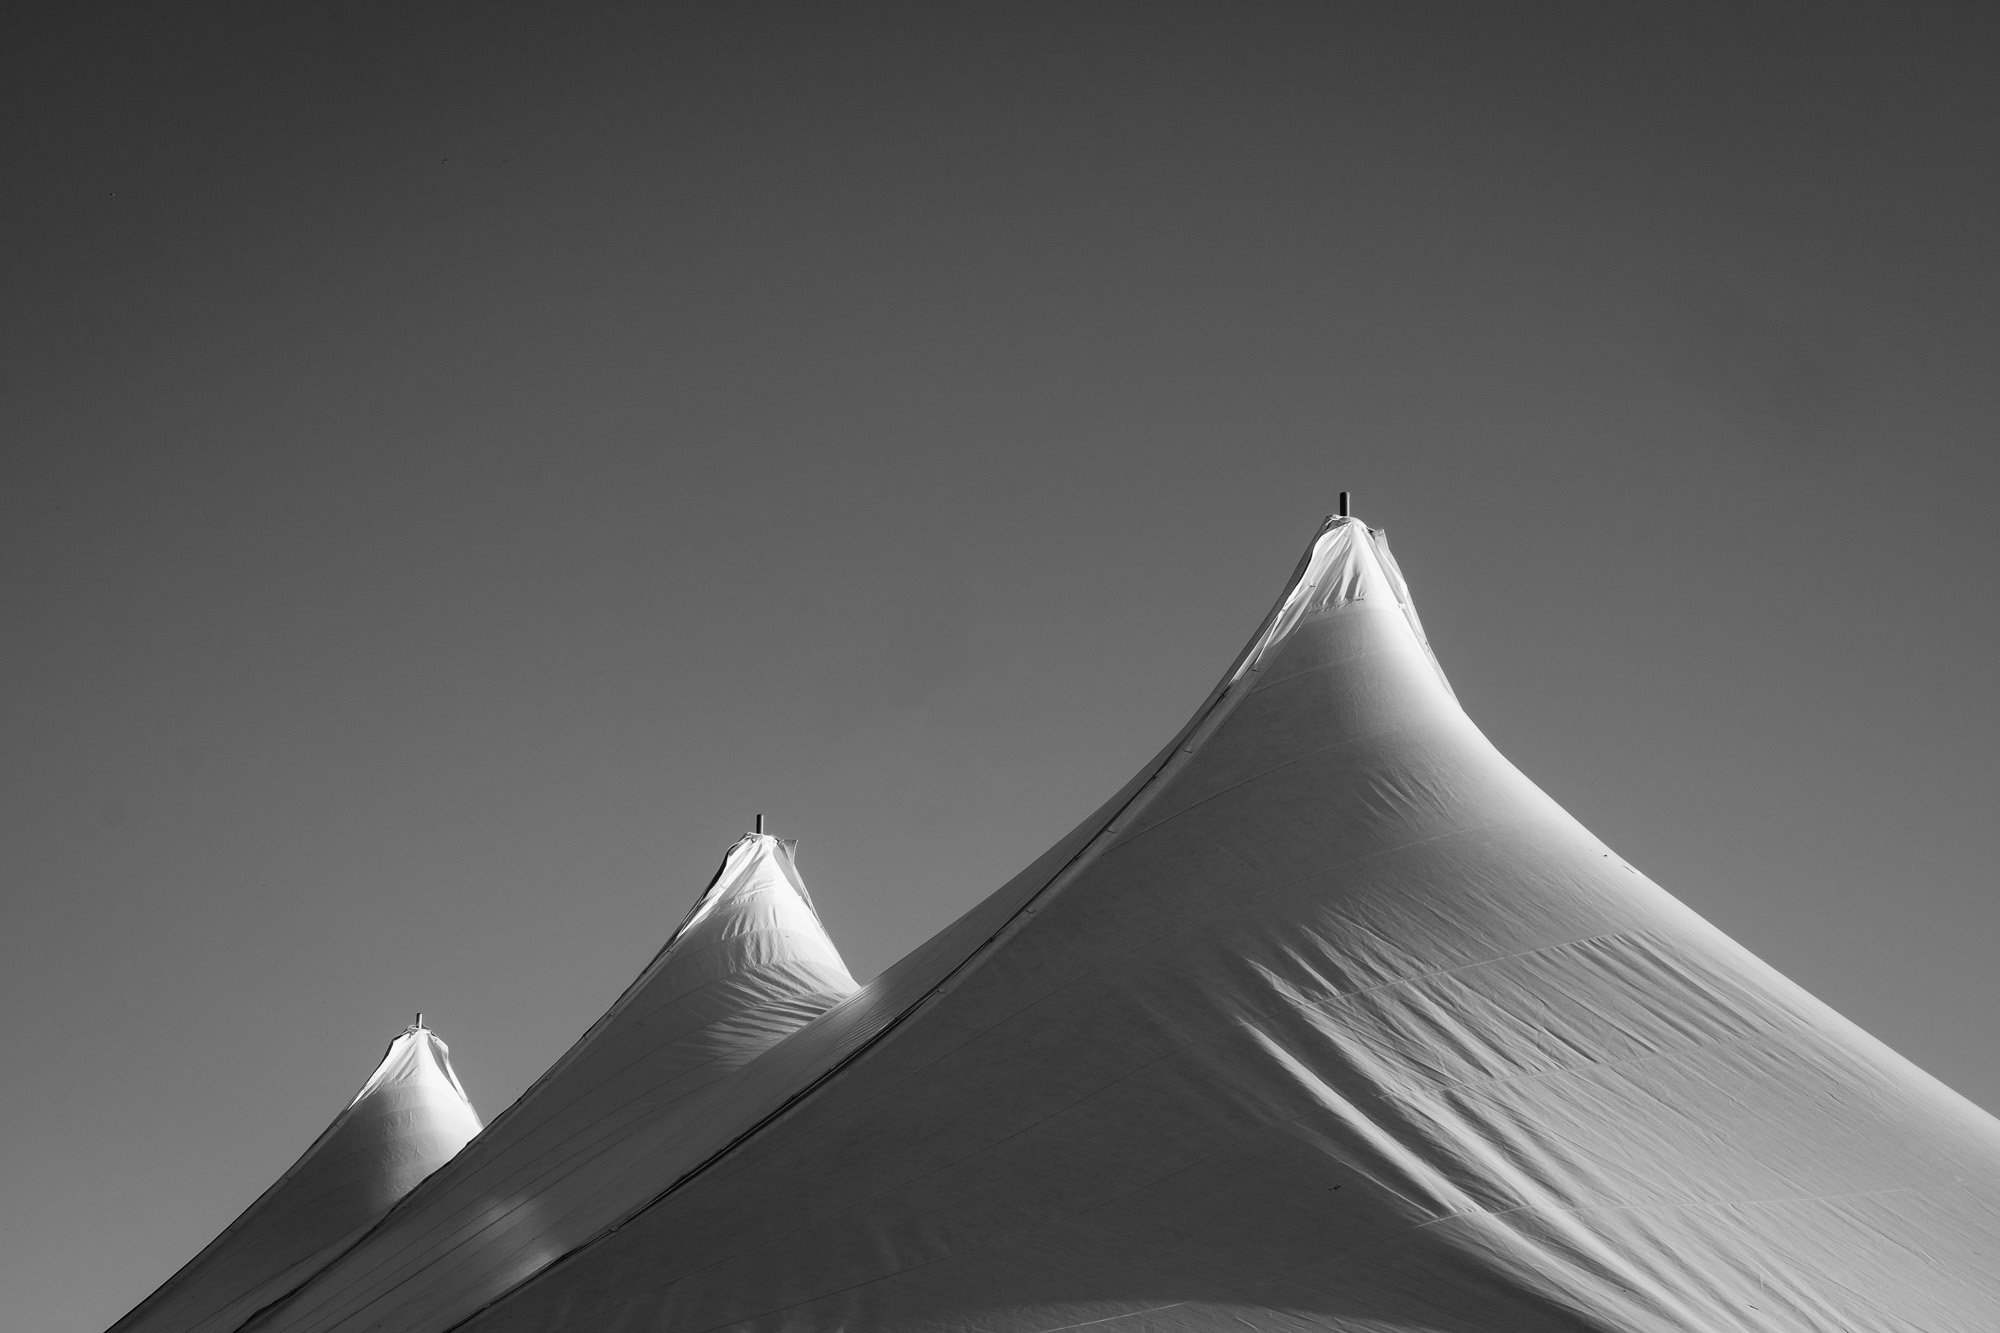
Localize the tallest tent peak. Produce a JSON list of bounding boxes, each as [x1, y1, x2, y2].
[[1237, 510, 1442, 687]]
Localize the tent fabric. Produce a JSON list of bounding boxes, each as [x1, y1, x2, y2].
[[429, 514, 2000, 1333], [111, 1024, 482, 1333], [241, 833, 857, 1333]]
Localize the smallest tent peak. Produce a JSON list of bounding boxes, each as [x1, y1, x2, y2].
[[224, 835, 860, 1333], [109, 1021, 483, 1333]]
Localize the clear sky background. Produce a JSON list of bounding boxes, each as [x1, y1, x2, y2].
[[5, 5, 1997, 1330]]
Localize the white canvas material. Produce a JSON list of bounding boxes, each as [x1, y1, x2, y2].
[[110, 1024, 481, 1333], [239, 833, 857, 1333], [146, 515, 2000, 1331], [450, 515, 2000, 1332]]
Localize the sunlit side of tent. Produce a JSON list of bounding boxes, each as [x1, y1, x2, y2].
[[438, 513, 2000, 1332], [136, 511, 2000, 1333]]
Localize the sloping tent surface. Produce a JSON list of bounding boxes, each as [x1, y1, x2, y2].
[[257, 516, 2000, 1333], [239, 834, 856, 1333], [112, 1024, 482, 1333]]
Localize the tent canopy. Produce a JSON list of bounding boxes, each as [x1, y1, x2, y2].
[[111, 1022, 481, 1333], [443, 516, 2000, 1332], [126, 513, 2000, 1333]]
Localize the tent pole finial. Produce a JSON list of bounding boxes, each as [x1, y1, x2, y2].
[[1338, 491, 1350, 518], [755, 813, 765, 836], [414, 1012, 424, 1030]]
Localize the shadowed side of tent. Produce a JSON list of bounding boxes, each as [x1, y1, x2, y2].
[[446, 515, 2000, 1333], [109, 1023, 481, 1333]]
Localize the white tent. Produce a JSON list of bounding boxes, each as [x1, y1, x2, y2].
[[146, 513, 2000, 1331], [109, 1023, 481, 1333], [422, 516, 2000, 1333], [224, 832, 856, 1333]]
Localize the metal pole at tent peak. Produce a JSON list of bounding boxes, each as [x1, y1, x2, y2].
[[414, 1012, 424, 1030], [1337, 491, 1350, 518], [755, 813, 765, 836]]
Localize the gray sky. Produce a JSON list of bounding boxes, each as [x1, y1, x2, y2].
[[6, 6, 1997, 1331]]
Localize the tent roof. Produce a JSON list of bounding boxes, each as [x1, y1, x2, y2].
[[438, 515, 2000, 1332], [110, 1023, 481, 1333]]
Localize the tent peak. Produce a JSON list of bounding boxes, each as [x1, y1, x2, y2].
[[726, 829, 793, 859], [108, 1017, 482, 1333], [1235, 515, 1397, 674]]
